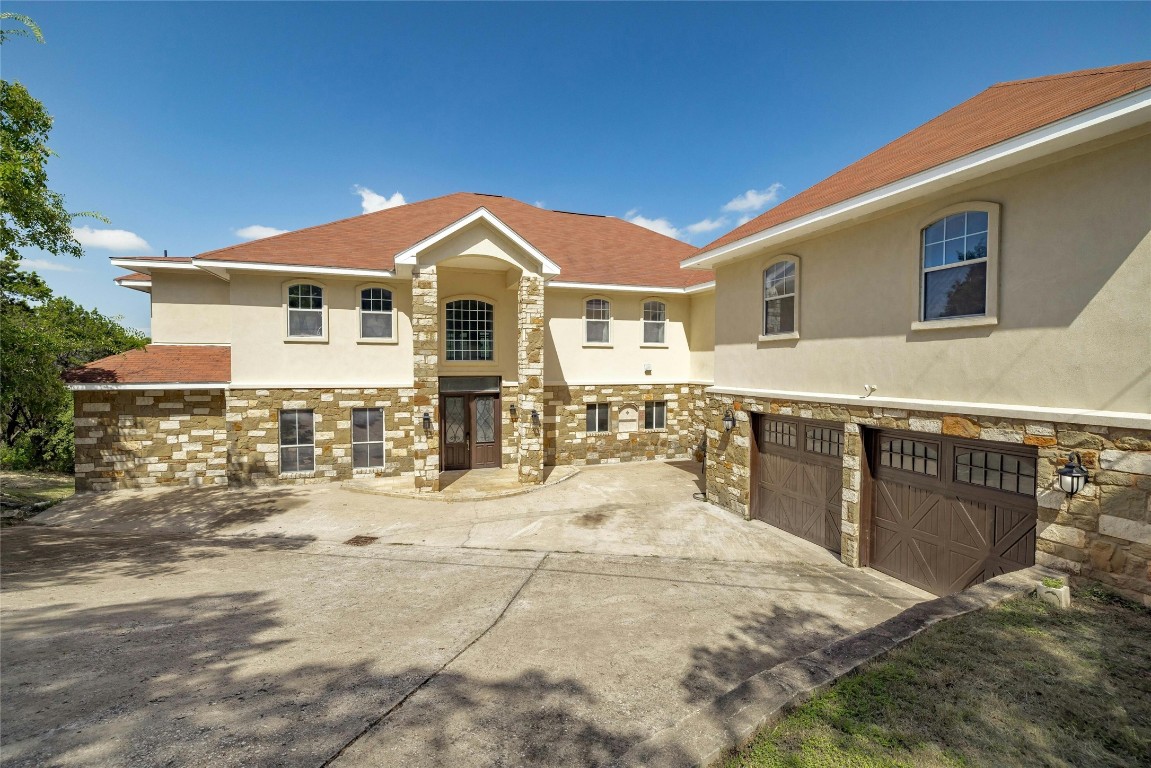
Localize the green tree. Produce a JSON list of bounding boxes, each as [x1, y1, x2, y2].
[[1, 12, 102, 263]]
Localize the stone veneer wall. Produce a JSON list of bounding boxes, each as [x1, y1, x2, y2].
[[411, 266, 440, 491], [544, 383, 711, 466], [225, 388, 421, 484], [73, 389, 228, 491], [516, 274, 545, 483], [704, 392, 1151, 605]]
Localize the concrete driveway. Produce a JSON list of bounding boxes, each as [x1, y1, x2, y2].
[[1, 462, 928, 767]]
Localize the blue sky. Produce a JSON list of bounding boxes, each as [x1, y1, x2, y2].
[[7, 1, 1148, 334]]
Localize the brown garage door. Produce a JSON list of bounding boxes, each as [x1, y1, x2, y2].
[[868, 430, 1038, 596], [752, 415, 843, 553]]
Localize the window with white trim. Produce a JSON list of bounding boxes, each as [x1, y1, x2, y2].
[[445, 299, 494, 361], [921, 211, 989, 320], [279, 409, 315, 473], [763, 260, 796, 335], [351, 407, 385, 469], [586, 403, 610, 433], [642, 300, 666, 344], [287, 284, 323, 337], [584, 298, 611, 344], [360, 287, 395, 340], [644, 401, 666, 430]]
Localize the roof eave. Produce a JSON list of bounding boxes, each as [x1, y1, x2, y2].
[[684, 86, 1151, 270]]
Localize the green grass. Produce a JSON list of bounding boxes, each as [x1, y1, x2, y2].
[[720, 587, 1151, 768], [1041, 576, 1065, 589], [0, 470, 75, 507]]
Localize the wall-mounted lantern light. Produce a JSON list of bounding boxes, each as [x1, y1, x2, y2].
[[531, 409, 541, 428], [509, 403, 518, 420], [1057, 452, 1089, 495], [722, 409, 736, 432], [422, 412, 432, 432]]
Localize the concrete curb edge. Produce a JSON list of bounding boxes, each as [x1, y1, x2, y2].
[[616, 564, 1060, 768]]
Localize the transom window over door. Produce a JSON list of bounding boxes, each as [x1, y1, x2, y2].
[[585, 298, 611, 344], [360, 287, 395, 340], [921, 210, 989, 320], [763, 260, 797, 336], [287, 284, 323, 337], [445, 299, 494, 361], [643, 300, 666, 344]]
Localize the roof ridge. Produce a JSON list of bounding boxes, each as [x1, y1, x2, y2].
[[990, 61, 1151, 89]]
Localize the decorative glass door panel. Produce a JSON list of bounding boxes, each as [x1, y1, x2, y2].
[[472, 395, 500, 468], [443, 395, 469, 470]]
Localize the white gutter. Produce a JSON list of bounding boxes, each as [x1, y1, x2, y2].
[[548, 280, 715, 295], [67, 382, 228, 391], [191, 259, 398, 281], [685, 86, 1151, 270], [109, 258, 196, 274]]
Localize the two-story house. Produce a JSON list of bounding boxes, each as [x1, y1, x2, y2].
[[68, 61, 1150, 603], [686, 61, 1151, 600], [68, 194, 716, 491]]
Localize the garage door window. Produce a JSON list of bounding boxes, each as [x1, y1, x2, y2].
[[805, 426, 843, 457], [956, 450, 1036, 496], [879, 437, 938, 476], [762, 418, 797, 448]]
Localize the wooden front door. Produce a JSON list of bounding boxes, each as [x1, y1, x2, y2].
[[440, 393, 501, 471]]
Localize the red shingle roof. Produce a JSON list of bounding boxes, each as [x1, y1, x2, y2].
[[113, 272, 151, 283], [193, 193, 711, 288], [698, 61, 1151, 255], [64, 345, 231, 385]]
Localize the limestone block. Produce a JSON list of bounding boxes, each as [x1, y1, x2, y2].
[[1037, 521, 1088, 548], [1099, 515, 1151, 546], [1100, 450, 1151, 476], [979, 427, 1024, 443], [908, 417, 942, 433]]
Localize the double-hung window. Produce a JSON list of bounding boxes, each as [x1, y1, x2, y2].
[[584, 299, 611, 344], [642, 300, 666, 345], [586, 403, 610, 433], [287, 284, 324, 337], [763, 260, 797, 336], [279, 409, 315, 473], [351, 407, 385, 469], [360, 287, 395, 340], [644, 401, 666, 430], [921, 210, 989, 321]]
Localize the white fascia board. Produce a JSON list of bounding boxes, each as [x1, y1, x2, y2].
[[547, 280, 715, 295], [67, 382, 228, 391], [393, 207, 563, 276], [685, 87, 1151, 270], [707, 385, 1151, 430], [191, 259, 397, 280], [547, 379, 715, 387], [115, 279, 152, 293], [109, 258, 197, 275], [229, 381, 415, 389]]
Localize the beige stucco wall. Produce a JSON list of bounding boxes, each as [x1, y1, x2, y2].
[[689, 291, 715, 383], [150, 271, 231, 344], [712, 131, 1151, 415], [228, 273, 415, 387], [544, 289, 696, 384], [436, 266, 519, 382]]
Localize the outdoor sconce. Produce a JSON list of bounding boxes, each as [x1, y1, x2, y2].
[[722, 409, 736, 432], [422, 412, 432, 431], [509, 403, 517, 420], [1057, 452, 1089, 495], [531, 409, 541, 428]]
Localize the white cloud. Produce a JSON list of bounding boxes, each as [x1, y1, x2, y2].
[[684, 217, 728, 235], [534, 201, 547, 208], [20, 258, 77, 272], [722, 183, 784, 213], [353, 185, 405, 214], [71, 226, 150, 252], [625, 210, 682, 240], [234, 224, 288, 240], [736, 214, 754, 226]]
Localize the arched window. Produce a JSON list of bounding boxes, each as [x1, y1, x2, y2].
[[921, 210, 989, 321], [584, 298, 611, 344], [642, 300, 666, 345], [286, 284, 323, 337], [359, 287, 395, 340], [445, 299, 494, 361], [763, 259, 797, 336]]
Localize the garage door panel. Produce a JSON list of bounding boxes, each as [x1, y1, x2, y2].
[[753, 417, 844, 555], [869, 430, 1037, 597]]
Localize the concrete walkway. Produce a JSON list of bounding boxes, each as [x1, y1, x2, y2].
[[1, 462, 928, 767]]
